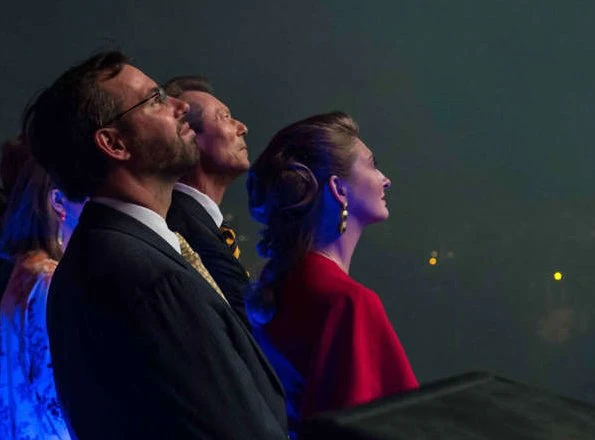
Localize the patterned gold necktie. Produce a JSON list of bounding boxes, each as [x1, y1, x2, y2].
[[174, 232, 228, 304], [219, 222, 240, 259]]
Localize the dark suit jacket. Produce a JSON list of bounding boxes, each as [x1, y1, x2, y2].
[[47, 202, 287, 440], [167, 189, 251, 327]]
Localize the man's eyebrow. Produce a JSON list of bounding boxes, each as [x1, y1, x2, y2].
[[144, 86, 160, 97]]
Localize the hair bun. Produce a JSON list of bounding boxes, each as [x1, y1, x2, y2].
[[278, 161, 319, 211], [248, 160, 319, 225]]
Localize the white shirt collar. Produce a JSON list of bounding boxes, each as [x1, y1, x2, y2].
[[173, 182, 224, 227], [92, 197, 181, 254]]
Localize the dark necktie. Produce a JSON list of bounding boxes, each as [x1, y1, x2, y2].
[[219, 222, 240, 260]]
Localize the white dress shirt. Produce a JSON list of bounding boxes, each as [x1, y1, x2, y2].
[[173, 182, 223, 227], [92, 197, 181, 254]]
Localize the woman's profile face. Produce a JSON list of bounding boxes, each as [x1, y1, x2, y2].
[[344, 138, 391, 228]]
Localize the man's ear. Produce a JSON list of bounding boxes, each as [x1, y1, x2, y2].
[[94, 127, 131, 161], [49, 188, 66, 221], [328, 175, 348, 205]]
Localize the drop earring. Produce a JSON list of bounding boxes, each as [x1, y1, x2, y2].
[[338, 201, 348, 234], [57, 211, 66, 248], [57, 225, 64, 248]]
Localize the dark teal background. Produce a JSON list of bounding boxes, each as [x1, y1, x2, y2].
[[2, 1, 594, 404]]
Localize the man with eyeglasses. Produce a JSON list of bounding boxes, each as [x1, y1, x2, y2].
[[24, 51, 288, 440]]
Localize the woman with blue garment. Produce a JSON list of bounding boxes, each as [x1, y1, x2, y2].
[[0, 158, 84, 440]]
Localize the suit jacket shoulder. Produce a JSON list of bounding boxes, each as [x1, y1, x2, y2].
[[264, 252, 417, 422]]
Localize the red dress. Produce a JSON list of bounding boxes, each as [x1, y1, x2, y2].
[[260, 252, 418, 427]]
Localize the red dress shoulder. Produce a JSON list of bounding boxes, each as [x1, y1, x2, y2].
[[263, 252, 418, 422]]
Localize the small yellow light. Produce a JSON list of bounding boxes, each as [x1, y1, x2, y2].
[[553, 272, 563, 281], [429, 257, 438, 266]]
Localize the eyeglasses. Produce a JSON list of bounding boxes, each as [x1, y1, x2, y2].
[[102, 86, 168, 127]]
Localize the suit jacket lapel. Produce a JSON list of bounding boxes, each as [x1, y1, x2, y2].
[[172, 190, 222, 238], [80, 202, 191, 271], [171, 190, 247, 275]]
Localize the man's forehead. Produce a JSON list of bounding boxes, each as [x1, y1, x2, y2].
[[180, 90, 227, 110], [355, 139, 372, 158]]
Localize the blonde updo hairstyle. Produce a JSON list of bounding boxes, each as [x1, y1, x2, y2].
[[247, 111, 359, 323]]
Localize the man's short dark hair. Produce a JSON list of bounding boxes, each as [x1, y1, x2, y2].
[[22, 51, 129, 202], [164, 76, 213, 133], [163, 76, 213, 98]]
